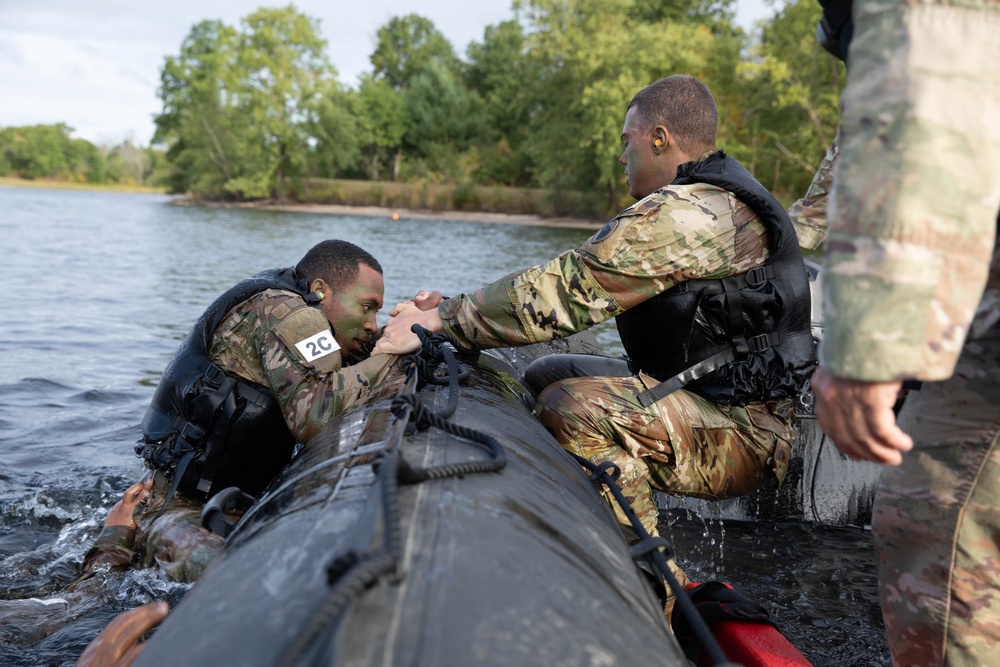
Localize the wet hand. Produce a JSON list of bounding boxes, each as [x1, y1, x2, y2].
[[76, 601, 169, 667], [812, 366, 913, 465], [373, 302, 444, 355], [389, 290, 443, 316], [104, 478, 153, 529]]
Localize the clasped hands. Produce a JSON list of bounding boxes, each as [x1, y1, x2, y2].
[[374, 290, 446, 355]]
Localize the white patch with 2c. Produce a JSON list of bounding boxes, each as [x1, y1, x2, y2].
[[294, 329, 340, 362]]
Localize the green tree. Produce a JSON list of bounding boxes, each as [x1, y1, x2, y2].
[[737, 0, 845, 200], [367, 14, 467, 181], [153, 19, 238, 195], [370, 14, 460, 90], [0, 123, 104, 182], [355, 76, 408, 181], [465, 20, 536, 185], [306, 87, 361, 179], [515, 0, 742, 214], [154, 6, 355, 199], [401, 61, 486, 181], [227, 5, 342, 198]]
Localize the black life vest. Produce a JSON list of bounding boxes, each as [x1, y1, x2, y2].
[[135, 267, 320, 499], [615, 151, 816, 406]]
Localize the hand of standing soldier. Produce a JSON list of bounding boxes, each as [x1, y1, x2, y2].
[[76, 601, 169, 667], [812, 366, 913, 465], [389, 290, 443, 316], [374, 302, 444, 355]]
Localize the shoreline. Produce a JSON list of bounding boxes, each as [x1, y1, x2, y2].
[[174, 197, 605, 231], [0, 176, 166, 195], [0, 177, 604, 229]]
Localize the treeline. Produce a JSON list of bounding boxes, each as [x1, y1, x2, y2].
[[152, 0, 842, 216], [0, 124, 166, 186]]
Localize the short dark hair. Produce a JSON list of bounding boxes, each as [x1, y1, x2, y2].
[[627, 75, 718, 155], [296, 240, 383, 292]]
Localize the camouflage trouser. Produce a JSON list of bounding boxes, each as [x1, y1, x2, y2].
[[132, 473, 225, 583], [873, 324, 1000, 667], [529, 354, 794, 538]]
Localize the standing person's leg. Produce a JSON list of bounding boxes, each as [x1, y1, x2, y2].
[[873, 326, 1000, 667], [838, 0, 1000, 662]]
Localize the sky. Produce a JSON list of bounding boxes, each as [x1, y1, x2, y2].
[[0, 0, 778, 146]]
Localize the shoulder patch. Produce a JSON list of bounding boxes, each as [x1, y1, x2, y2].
[[272, 306, 342, 374], [590, 219, 619, 243], [581, 207, 655, 263]]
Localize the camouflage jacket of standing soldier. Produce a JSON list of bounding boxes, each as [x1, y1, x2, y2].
[[787, 136, 838, 251], [822, 0, 1000, 382], [82, 289, 403, 580], [439, 178, 772, 351]]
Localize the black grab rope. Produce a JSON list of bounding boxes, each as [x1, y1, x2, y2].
[[572, 454, 742, 667], [389, 325, 506, 483], [281, 325, 507, 667]]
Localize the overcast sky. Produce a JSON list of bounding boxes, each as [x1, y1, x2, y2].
[[0, 0, 777, 146]]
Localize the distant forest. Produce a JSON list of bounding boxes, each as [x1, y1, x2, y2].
[[0, 0, 843, 218]]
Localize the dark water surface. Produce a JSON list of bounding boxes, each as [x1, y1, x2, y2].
[[0, 186, 887, 665]]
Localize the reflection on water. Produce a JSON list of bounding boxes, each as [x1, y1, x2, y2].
[[0, 186, 887, 665], [664, 509, 889, 666]]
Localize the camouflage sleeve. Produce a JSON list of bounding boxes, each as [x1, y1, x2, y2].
[[821, 0, 1000, 382], [212, 292, 403, 444], [253, 297, 402, 442], [787, 135, 837, 251], [134, 488, 224, 583], [440, 186, 755, 349], [81, 525, 136, 572]]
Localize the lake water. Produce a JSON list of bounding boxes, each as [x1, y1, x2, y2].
[[0, 186, 888, 665]]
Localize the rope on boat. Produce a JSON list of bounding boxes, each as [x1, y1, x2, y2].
[[281, 325, 505, 667], [573, 454, 742, 667]]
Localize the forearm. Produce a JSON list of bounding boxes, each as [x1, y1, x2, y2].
[[273, 352, 404, 443], [440, 252, 621, 349], [82, 525, 137, 571]]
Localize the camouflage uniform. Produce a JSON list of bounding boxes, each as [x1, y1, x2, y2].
[[83, 474, 224, 583], [209, 289, 401, 444], [787, 135, 837, 251], [821, 0, 1000, 663], [440, 179, 795, 538], [84, 289, 402, 581]]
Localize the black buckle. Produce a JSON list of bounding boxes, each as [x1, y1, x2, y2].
[[203, 363, 226, 389], [746, 332, 779, 354], [745, 266, 770, 288]]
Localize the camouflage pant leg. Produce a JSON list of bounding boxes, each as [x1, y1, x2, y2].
[[873, 328, 1000, 667], [535, 374, 794, 537], [132, 474, 224, 583]]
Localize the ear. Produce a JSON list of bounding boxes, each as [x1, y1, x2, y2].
[[652, 126, 669, 154], [310, 278, 330, 300]]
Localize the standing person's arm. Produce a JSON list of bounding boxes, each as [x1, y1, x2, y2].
[[815, 0, 1000, 463]]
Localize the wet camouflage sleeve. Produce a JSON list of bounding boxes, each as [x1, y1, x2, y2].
[[787, 136, 838, 251], [132, 479, 224, 583], [81, 525, 136, 571], [80, 475, 223, 583], [210, 289, 403, 443], [440, 184, 770, 349], [821, 0, 1000, 382]]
